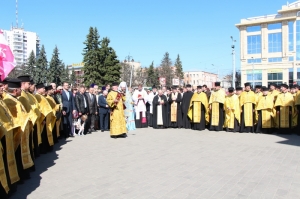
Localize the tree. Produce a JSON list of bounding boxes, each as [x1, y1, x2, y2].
[[24, 50, 36, 76], [47, 46, 63, 84], [34, 45, 48, 83], [146, 61, 156, 86], [82, 27, 102, 86], [160, 52, 174, 86], [70, 67, 77, 86], [100, 37, 121, 85], [153, 67, 160, 87], [174, 54, 184, 81], [134, 67, 147, 86], [59, 63, 70, 84]]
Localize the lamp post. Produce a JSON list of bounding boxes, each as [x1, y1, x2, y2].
[[231, 36, 236, 88], [124, 55, 134, 88], [251, 57, 254, 88]]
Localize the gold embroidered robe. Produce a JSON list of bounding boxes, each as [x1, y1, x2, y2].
[[274, 92, 294, 128], [224, 94, 240, 129]]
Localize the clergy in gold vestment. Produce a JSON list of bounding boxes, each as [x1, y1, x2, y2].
[[268, 83, 280, 128], [239, 82, 256, 133], [187, 85, 208, 131], [295, 86, 300, 135], [290, 85, 298, 131], [274, 84, 294, 134], [256, 87, 274, 134], [45, 85, 59, 144], [224, 87, 240, 132], [2, 79, 31, 184], [34, 83, 55, 153], [0, 83, 19, 197], [107, 82, 127, 138], [168, 86, 183, 128], [209, 82, 225, 131]]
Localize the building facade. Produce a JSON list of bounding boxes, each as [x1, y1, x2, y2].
[[3, 27, 40, 66], [184, 71, 218, 88], [236, 1, 300, 87], [68, 63, 84, 86]]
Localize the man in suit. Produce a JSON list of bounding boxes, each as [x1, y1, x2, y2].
[[61, 82, 77, 138], [75, 85, 89, 134], [98, 90, 110, 132], [85, 86, 98, 133]]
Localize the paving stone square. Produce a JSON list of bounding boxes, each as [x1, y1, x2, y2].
[[10, 128, 300, 199]]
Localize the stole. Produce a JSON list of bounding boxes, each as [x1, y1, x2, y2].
[[192, 101, 201, 123], [211, 102, 219, 126]]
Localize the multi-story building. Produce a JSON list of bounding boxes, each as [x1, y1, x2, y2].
[[184, 71, 218, 88], [68, 62, 84, 86], [3, 27, 40, 66], [236, 1, 300, 87]]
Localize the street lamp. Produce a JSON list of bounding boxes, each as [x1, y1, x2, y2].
[[251, 57, 254, 88], [231, 36, 236, 88], [124, 55, 134, 88]]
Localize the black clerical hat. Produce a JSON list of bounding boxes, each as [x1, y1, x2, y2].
[[255, 85, 262, 89], [197, 85, 202, 89], [236, 87, 243, 91], [30, 78, 35, 85], [2, 78, 10, 84], [172, 86, 177, 90], [228, 87, 234, 92], [112, 82, 118, 86], [215, 82, 221, 87], [281, 84, 288, 89], [262, 86, 268, 91], [244, 82, 251, 87], [36, 83, 45, 89], [18, 75, 31, 82], [45, 85, 53, 91], [152, 85, 157, 89], [7, 79, 21, 88], [186, 84, 191, 88]]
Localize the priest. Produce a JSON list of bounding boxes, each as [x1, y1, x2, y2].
[[181, 84, 194, 129], [224, 87, 240, 132], [187, 85, 208, 131], [240, 83, 256, 133], [132, 84, 148, 128], [209, 82, 225, 131], [256, 86, 274, 134], [152, 90, 168, 129], [168, 86, 183, 128], [147, 86, 157, 127], [107, 82, 127, 138], [275, 84, 294, 134]]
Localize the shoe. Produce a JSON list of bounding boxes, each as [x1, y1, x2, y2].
[[110, 135, 117, 139], [69, 134, 75, 137], [101, 130, 104, 132]]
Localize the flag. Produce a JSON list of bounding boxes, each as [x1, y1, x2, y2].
[[0, 29, 16, 81]]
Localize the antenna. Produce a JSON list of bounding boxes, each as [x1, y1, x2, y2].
[[16, 0, 18, 28]]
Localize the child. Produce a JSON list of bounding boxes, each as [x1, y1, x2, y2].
[[76, 115, 87, 136]]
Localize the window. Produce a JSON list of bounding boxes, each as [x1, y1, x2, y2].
[[267, 81, 282, 86], [268, 33, 282, 53], [268, 23, 282, 30], [289, 56, 294, 61], [186, 74, 189, 77], [247, 58, 262, 64], [247, 25, 261, 32], [268, 57, 282, 62], [247, 73, 262, 81], [289, 21, 294, 52], [247, 35, 261, 54], [296, 20, 300, 60], [268, 73, 283, 80]]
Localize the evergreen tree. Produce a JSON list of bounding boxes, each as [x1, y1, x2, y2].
[[47, 46, 63, 84], [153, 67, 160, 87], [146, 61, 156, 86], [174, 54, 184, 82], [160, 52, 174, 86], [59, 63, 70, 84], [100, 37, 121, 84], [120, 62, 131, 86], [34, 45, 48, 83], [82, 27, 102, 86], [24, 50, 36, 76], [70, 67, 77, 86]]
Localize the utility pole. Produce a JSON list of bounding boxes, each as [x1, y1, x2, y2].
[[231, 36, 236, 88]]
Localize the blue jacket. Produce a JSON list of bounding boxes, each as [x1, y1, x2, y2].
[[98, 95, 109, 114]]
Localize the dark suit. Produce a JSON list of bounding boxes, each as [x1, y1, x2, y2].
[[85, 92, 98, 131], [61, 89, 76, 137], [98, 95, 109, 131]]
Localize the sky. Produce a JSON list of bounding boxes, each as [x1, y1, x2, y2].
[[0, 0, 290, 77]]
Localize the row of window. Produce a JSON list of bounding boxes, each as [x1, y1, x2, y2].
[[246, 73, 283, 81], [247, 23, 281, 32], [247, 33, 282, 54], [247, 56, 295, 63]]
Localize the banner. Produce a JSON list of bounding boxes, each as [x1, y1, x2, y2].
[[0, 30, 16, 80], [159, 77, 166, 86]]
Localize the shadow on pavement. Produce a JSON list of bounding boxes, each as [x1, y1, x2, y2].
[[9, 139, 72, 199]]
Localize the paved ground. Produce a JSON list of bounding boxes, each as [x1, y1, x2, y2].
[[10, 128, 300, 199]]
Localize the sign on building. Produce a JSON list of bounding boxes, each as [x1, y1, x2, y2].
[[159, 77, 166, 86], [172, 78, 179, 86]]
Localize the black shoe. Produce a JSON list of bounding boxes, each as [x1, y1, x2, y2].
[[101, 130, 104, 132], [110, 135, 117, 139]]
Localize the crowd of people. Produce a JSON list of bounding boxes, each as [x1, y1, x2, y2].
[[1, 74, 300, 198]]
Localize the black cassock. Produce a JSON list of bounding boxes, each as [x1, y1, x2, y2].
[[192, 103, 206, 131], [181, 91, 194, 129], [209, 103, 225, 131], [240, 104, 255, 133], [168, 93, 183, 128], [153, 95, 168, 129]]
